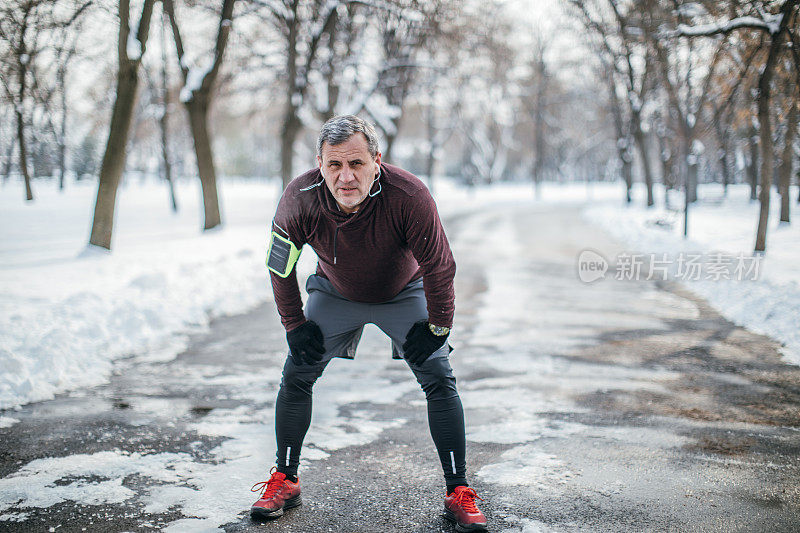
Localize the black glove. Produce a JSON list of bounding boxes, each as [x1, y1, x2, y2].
[[402, 321, 448, 365], [287, 321, 326, 365]]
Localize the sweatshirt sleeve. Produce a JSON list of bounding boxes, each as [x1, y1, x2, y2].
[[404, 187, 456, 328], [269, 187, 308, 331]]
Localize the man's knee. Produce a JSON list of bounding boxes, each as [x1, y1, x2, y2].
[[280, 358, 324, 400], [414, 356, 458, 400]]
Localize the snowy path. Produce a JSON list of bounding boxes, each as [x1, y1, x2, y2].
[[1, 202, 799, 532]]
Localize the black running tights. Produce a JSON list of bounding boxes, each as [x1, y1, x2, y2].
[[274, 355, 467, 487]]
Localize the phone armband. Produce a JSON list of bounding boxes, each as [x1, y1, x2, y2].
[[266, 231, 302, 278]]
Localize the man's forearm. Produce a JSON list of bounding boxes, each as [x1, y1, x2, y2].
[[270, 270, 306, 330], [422, 270, 455, 329]]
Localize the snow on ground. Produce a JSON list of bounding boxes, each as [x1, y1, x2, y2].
[[0, 325, 416, 530], [0, 416, 19, 428], [0, 177, 279, 409], [584, 183, 800, 365]]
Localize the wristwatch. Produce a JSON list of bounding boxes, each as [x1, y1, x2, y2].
[[428, 323, 451, 336]]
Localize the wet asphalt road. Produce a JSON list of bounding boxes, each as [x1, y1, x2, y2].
[[1, 202, 799, 532]]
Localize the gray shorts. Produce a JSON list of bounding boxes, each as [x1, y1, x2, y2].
[[302, 274, 451, 363]]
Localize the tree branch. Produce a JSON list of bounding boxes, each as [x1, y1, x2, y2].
[[203, 0, 236, 91], [670, 15, 784, 38], [162, 0, 187, 79]]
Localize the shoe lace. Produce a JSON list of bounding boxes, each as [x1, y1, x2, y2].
[[250, 467, 286, 499], [453, 487, 483, 513]]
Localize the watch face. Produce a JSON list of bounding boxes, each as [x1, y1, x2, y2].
[[429, 324, 450, 336]]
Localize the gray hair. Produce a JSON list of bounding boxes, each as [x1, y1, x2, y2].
[[316, 115, 380, 159]]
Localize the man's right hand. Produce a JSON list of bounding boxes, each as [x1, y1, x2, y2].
[[287, 321, 326, 365]]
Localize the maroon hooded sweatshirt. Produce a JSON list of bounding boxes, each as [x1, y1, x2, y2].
[[269, 163, 456, 331]]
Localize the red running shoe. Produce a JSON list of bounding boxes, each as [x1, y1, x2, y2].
[[444, 486, 487, 532], [250, 467, 302, 519]]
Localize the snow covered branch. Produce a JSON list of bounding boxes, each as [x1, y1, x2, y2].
[[670, 13, 784, 38]]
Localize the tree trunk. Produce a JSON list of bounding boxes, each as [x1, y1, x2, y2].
[[530, 54, 548, 198], [679, 117, 698, 204], [280, 5, 300, 191], [186, 97, 220, 229], [687, 156, 698, 203], [657, 125, 675, 202], [532, 91, 546, 198], [160, 12, 177, 212], [58, 64, 68, 191], [779, 97, 796, 223], [14, 4, 33, 201], [720, 147, 730, 196], [753, 3, 794, 252], [383, 132, 397, 164], [160, 101, 178, 212], [754, 112, 772, 252], [622, 149, 633, 203], [607, 89, 632, 202], [718, 121, 731, 197], [631, 112, 654, 207], [164, 0, 233, 224], [280, 105, 301, 190], [425, 104, 436, 195], [2, 137, 14, 183], [89, 62, 142, 248], [711, 108, 732, 197], [15, 107, 33, 201], [747, 129, 759, 201], [89, 0, 155, 250]]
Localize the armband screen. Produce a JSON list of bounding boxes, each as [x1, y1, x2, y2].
[[266, 231, 301, 278]]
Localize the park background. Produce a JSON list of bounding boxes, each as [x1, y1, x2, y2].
[[1, 1, 799, 531]]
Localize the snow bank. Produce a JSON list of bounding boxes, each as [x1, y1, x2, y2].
[[0, 178, 278, 409], [584, 183, 800, 365]]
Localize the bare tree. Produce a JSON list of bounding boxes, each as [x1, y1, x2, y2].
[[568, 0, 657, 207], [752, 6, 795, 251], [451, 4, 516, 185], [308, 3, 367, 122], [605, 60, 634, 202], [368, 1, 445, 161], [259, 0, 340, 189], [613, 1, 658, 207], [672, 0, 799, 251], [0, 0, 40, 201], [650, 36, 724, 206], [158, 10, 178, 213], [520, 37, 550, 198], [407, 14, 464, 194], [164, 0, 235, 230], [88, 0, 156, 249], [52, 21, 84, 191], [0, 0, 90, 200]]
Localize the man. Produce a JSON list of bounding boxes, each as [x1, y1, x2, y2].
[[250, 115, 487, 532]]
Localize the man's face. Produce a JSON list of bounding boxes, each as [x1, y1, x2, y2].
[[317, 133, 381, 214]]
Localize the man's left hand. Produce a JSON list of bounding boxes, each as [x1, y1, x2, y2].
[[402, 321, 448, 365]]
